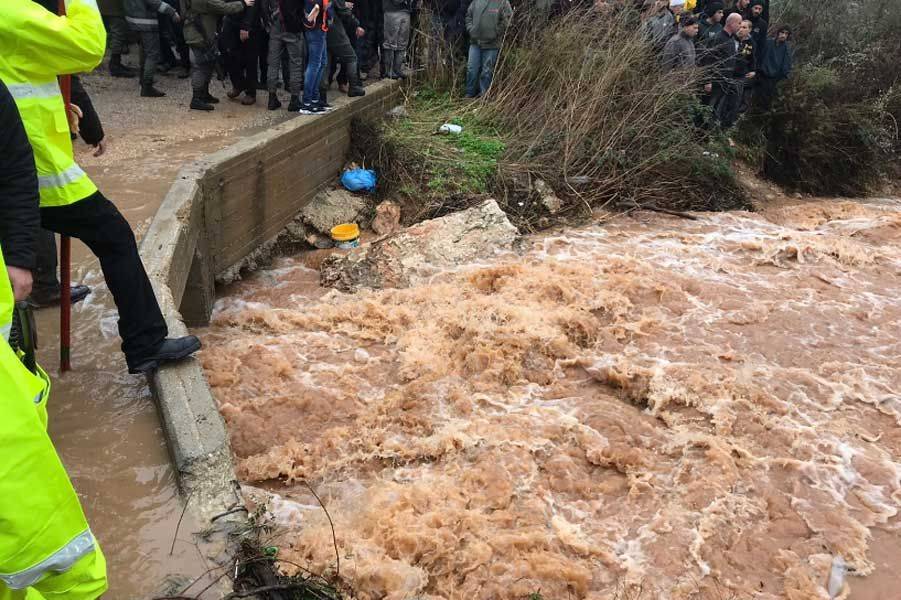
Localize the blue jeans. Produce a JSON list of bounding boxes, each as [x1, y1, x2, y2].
[[303, 28, 328, 106], [465, 45, 498, 97]]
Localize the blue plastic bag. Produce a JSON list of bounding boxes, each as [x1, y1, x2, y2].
[[341, 168, 377, 193]]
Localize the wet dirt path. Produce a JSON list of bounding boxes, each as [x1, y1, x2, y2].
[[37, 68, 292, 599]]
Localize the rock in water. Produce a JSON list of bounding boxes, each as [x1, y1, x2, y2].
[[300, 189, 370, 235], [371, 200, 402, 236], [320, 199, 519, 292]]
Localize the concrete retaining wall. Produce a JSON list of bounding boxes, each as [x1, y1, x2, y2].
[[138, 81, 401, 595]]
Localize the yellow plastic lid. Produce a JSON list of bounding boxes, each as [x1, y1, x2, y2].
[[330, 223, 360, 242]]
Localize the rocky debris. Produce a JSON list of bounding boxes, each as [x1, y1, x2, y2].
[[533, 178, 563, 214], [301, 188, 370, 235], [371, 200, 402, 236], [320, 199, 519, 292], [386, 104, 408, 119]]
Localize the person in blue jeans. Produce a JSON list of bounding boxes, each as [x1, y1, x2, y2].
[[302, 0, 332, 113], [464, 0, 511, 98]]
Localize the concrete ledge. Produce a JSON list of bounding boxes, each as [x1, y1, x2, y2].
[[139, 81, 402, 595]]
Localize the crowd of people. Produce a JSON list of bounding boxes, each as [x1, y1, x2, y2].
[[97, 0, 517, 111], [648, 0, 794, 128]]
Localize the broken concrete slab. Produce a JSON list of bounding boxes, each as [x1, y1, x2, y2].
[[301, 188, 371, 235], [320, 199, 519, 292]]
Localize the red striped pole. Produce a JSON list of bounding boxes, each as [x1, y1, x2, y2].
[[58, 0, 72, 372]]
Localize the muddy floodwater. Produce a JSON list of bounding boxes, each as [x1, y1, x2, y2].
[[201, 199, 901, 600]]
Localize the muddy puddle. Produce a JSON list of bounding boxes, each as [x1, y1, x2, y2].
[[200, 200, 901, 599]]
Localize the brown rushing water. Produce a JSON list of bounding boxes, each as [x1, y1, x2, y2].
[[38, 70, 292, 599], [201, 200, 901, 600]]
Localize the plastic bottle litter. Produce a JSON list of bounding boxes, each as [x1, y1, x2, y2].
[[438, 123, 463, 134]]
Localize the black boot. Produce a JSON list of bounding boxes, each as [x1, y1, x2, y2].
[[348, 85, 365, 97], [128, 336, 202, 375], [190, 93, 214, 111], [110, 54, 136, 78], [201, 91, 220, 104], [27, 284, 91, 309], [267, 92, 282, 110], [287, 95, 302, 112], [140, 83, 166, 97]]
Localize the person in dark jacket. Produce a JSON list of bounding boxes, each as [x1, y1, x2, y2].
[[0, 79, 40, 302], [464, 0, 512, 97], [696, 1, 723, 48], [662, 15, 698, 72], [182, 0, 254, 111], [746, 0, 767, 59], [124, 0, 182, 96], [159, 0, 192, 78], [756, 25, 792, 110], [100, 0, 137, 77], [703, 12, 741, 128], [222, 0, 261, 104], [322, 0, 365, 102]]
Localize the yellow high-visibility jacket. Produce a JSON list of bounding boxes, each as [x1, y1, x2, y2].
[[0, 0, 106, 208], [0, 251, 108, 599]]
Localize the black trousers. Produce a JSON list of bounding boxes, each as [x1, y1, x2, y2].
[[223, 29, 260, 97], [33, 228, 60, 295], [40, 192, 168, 368]]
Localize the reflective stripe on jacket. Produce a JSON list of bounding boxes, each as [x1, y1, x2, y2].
[[0, 0, 105, 208], [0, 247, 108, 598]]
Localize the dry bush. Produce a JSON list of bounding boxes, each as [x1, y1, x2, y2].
[[352, 6, 749, 230], [483, 8, 748, 218]]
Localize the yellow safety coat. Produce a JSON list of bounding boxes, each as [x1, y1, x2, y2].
[[0, 255, 108, 599], [0, 0, 106, 208]]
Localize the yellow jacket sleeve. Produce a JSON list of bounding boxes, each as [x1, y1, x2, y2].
[[0, 0, 106, 79]]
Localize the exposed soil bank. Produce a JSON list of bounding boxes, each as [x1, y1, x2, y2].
[[202, 199, 901, 599]]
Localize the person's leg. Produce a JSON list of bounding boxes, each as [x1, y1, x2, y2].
[[189, 47, 216, 110], [392, 11, 411, 77], [286, 33, 305, 99], [266, 28, 284, 109], [478, 47, 498, 96], [382, 11, 401, 78], [267, 29, 285, 94], [39, 192, 168, 369], [31, 229, 59, 298], [139, 30, 165, 96], [158, 20, 177, 70], [241, 33, 259, 100], [302, 28, 327, 107], [107, 17, 135, 77], [465, 43, 481, 97]]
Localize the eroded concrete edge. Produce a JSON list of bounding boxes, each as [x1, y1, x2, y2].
[[139, 81, 402, 598]]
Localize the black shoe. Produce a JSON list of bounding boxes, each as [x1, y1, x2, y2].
[[316, 101, 333, 111], [27, 284, 91, 309], [299, 103, 324, 115], [201, 93, 220, 104], [287, 95, 301, 112], [190, 97, 215, 111], [128, 336, 202, 375], [267, 93, 282, 110], [110, 60, 136, 78], [140, 84, 166, 97], [348, 86, 365, 97]]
